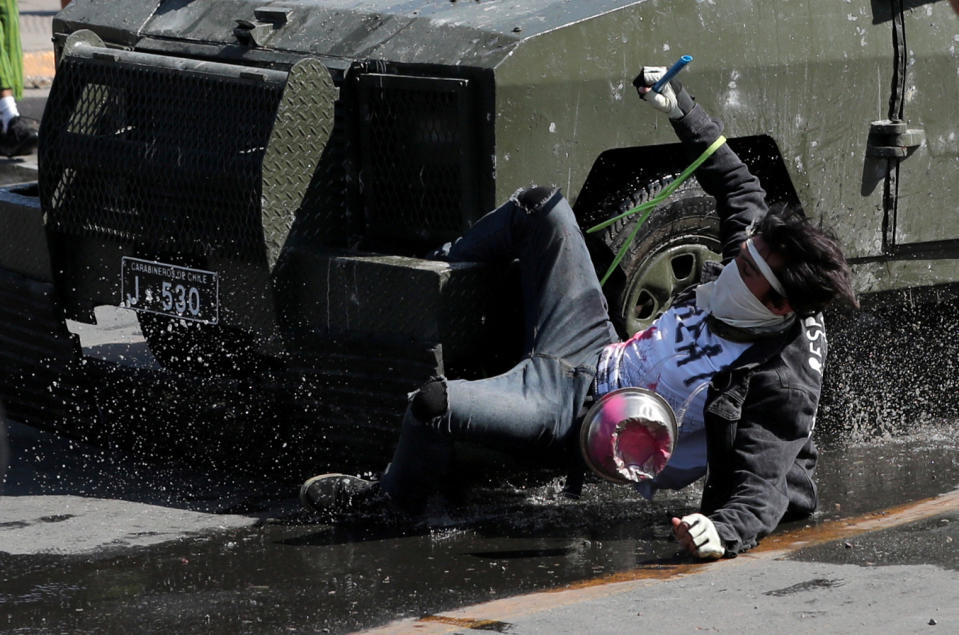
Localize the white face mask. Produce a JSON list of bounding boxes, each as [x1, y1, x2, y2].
[[696, 258, 792, 329]]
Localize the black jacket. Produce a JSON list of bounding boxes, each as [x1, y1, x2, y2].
[[671, 104, 825, 555]]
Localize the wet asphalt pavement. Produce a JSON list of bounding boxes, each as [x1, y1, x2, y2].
[[3, 416, 959, 634]]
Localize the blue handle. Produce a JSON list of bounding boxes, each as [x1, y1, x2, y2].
[[652, 55, 693, 93]]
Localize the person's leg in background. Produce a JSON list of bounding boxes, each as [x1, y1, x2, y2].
[[0, 0, 38, 157]]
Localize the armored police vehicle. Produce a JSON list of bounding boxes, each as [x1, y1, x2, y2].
[[1, 0, 956, 467]]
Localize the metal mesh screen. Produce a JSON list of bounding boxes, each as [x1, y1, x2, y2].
[[39, 55, 284, 260], [358, 74, 477, 243]]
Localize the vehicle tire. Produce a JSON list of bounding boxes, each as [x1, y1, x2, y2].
[[137, 313, 260, 376], [590, 175, 722, 337]]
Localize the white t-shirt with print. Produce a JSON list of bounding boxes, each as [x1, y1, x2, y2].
[[595, 304, 751, 497]]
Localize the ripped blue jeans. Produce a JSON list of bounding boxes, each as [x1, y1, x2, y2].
[[380, 187, 619, 510]]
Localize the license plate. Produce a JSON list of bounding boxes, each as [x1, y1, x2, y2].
[[120, 257, 219, 324]]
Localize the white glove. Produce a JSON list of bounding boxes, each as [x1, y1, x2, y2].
[[680, 513, 726, 559], [635, 66, 684, 120]]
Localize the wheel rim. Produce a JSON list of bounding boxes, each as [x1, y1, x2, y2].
[[622, 242, 720, 335]]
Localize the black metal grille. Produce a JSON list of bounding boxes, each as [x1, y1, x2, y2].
[[39, 55, 284, 260], [358, 74, 477, 244]]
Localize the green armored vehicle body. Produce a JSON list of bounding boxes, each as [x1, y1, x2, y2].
[[1, 0, 957, 466]]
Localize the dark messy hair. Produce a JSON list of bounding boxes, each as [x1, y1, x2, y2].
[[752, 206, 859, 317]]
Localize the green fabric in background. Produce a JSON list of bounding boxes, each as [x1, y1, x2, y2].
[[0, 0, 22, 98]]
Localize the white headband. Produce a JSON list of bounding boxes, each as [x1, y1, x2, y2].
[[746, 238, 786, 297]]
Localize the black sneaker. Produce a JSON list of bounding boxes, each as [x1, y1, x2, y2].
[[0, 116, 39, 157], [299, 473, 382, 514]]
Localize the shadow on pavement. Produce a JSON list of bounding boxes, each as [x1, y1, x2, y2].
[[2, 419, 299, 518]]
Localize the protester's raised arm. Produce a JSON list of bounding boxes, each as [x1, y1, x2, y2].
[[635, 68, 767, 261]]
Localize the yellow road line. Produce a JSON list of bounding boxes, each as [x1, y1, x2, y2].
[[362, 487, 959, 634], [418, 615, 512, 631]]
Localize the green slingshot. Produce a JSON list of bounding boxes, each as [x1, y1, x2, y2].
[[588, 134, 727, 286]]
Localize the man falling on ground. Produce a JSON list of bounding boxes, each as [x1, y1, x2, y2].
[[301, 66, 859, 560]]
